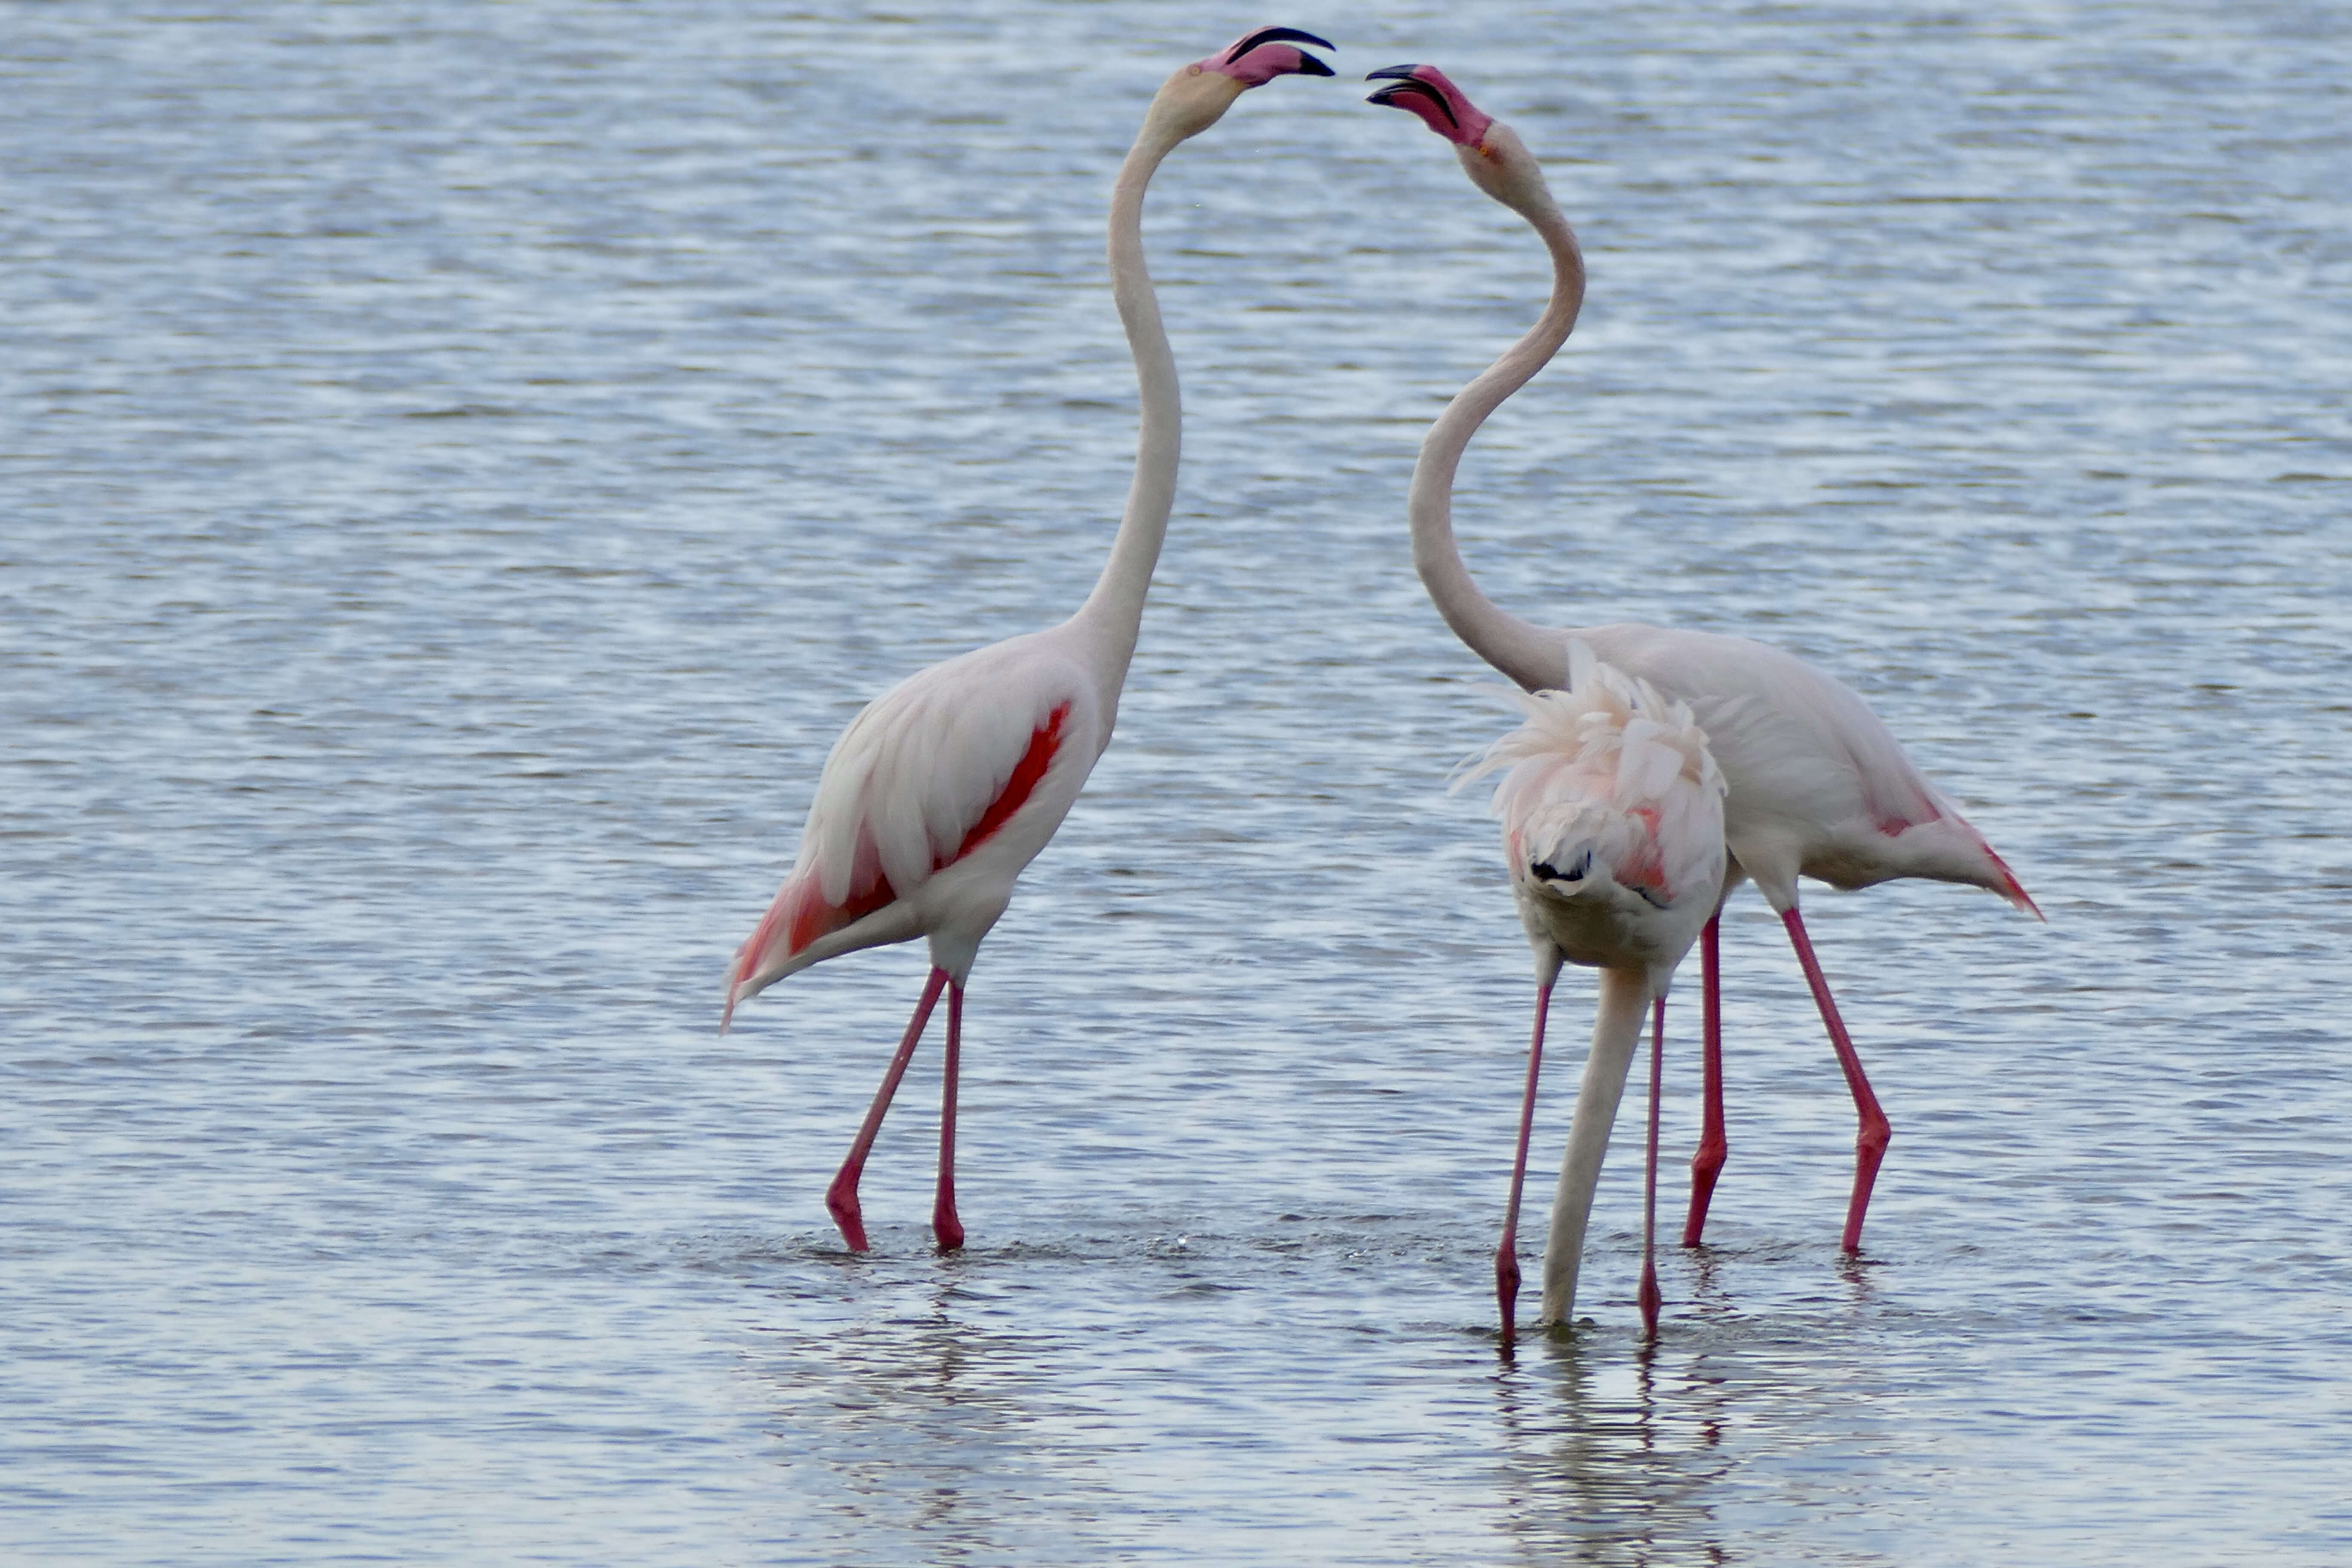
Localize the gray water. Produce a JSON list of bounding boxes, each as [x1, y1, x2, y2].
[[5, 1, 2349, 1562]]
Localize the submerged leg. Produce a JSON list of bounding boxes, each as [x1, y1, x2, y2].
[[1683, 912, 1727, 1246], [824, 965, 949, 1252], [1639, 993, 1665, 1338], [933, 978, 966, 1252], [1496, 975, 1556, 1347], [1779, 908, 1890, 1254]]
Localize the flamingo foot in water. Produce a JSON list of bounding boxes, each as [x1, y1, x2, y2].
[[1778, 908, 1892, 1254], [1496, 1237, 1522, 1345], [933, 979, 966, 1252], [827, 1173, 871, 1254], [1683, 913, 1726, 1248], [1642, 992, 1666, 1338], [824, 967, 949, 1255]]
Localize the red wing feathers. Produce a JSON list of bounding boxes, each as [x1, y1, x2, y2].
[[735, 700, 1073, 988], [951, 703, 1069, 864]]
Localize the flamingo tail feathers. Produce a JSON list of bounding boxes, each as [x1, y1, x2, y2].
[[722, 870, 899, 1030], [1984, 843, 2043, 921]]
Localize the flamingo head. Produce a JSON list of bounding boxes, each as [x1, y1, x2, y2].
[[1367, 64, 1550, 214], [1364, 64, 1493, 148], [1151, 26, 1336, 140]]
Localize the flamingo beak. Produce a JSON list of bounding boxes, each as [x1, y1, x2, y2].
[[1365, 66, 1460, 130], [1365, 79, 1456, 126], [1364, 64, 1493, 148], [1225, 25, 1338, 73], [1209, 26, 1336, 85]]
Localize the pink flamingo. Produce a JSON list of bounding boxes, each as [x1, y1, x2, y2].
[[1459, 648, 1726, 1340], [725, 29, 1335, 1253], [1369, 64, 2040, 1267]]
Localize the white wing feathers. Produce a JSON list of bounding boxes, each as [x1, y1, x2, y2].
[[1584, 624, 1944, 834], [795, 635, 1092, 908]]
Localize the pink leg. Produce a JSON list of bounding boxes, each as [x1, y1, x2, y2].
[[1682, 912, 1727, 1247], [932, 978, 966, 1252], [1496, 975, 1555, 1347], [824, 965, 949, 1252], [1639, 993, 1665, 1338], [1780, 908, 1890, 1254]]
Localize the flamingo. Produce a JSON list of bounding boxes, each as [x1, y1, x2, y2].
[[1367, 64, 2040, 1267], [1458, 648, 1726, 1339], [724, 28, 1336, 1254]]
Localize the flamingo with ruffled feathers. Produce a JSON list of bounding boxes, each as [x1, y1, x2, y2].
[[1368, 64, 2040, 1270], [1459, 648, 1727, 1339], [724, 28, 1335, 1253]]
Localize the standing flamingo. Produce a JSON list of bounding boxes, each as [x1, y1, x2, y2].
[[1368, 64, 2039, 1267], [725, 29, 1335, 1254], [1459, 647, 1726, 1339]]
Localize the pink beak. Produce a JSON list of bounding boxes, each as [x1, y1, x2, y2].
[[1365, 63, 1495, 148]]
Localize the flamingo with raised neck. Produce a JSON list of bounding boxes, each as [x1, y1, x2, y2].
[[724, 28, 1335, 1254]]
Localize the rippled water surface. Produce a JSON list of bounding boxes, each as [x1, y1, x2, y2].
[[6, 1, 2350, 1562]]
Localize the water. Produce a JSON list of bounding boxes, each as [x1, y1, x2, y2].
[[5, 1, 2349, 1562]]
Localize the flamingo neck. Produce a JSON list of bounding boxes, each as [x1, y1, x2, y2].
[[1537, 963, 1652, 1326], [1071, 119, 1185, 698], [1409, 184, 1585, 693]]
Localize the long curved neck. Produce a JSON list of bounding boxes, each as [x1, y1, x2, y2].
[[1538, 964, 1652, 1326], [1410, 181, 1586, 693], [1070, 119, 1186, 692]]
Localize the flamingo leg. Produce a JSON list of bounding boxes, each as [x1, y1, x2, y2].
[[1496, 974, 1556, 1346], [933, 978, 966, 1252], [1779, 908, 1889, 1254], [1639, 992, 1665, 1337], [824, 965, 949, 1252], [1682, 912, 1726, 1247]]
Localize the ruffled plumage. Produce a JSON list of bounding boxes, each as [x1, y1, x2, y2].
[[1457, 647, 1728, 976]]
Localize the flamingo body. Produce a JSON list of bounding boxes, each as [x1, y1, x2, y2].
[[1546, 623, 2034, 916]]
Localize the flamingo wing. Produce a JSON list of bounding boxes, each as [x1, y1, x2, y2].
[[728, 637, 1098, 1015], [1585, 625, 1936, 828], [1582, 623, 2034, 909]]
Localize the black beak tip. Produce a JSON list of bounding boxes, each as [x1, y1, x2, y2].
[[1226, 25, 1339, 64], [1363, 75, 1458, 130], [1364, 64, 1422, 83], [1295, 54, 1336, 78], [1277, 27, 1338, 53]]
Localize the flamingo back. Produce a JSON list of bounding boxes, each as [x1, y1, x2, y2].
[[1577, 623, 2037, 914]]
